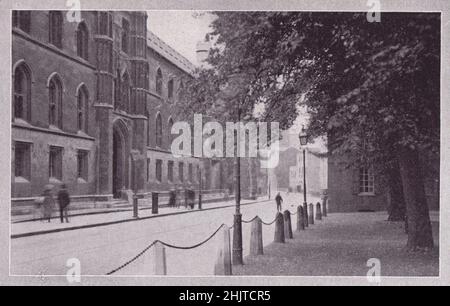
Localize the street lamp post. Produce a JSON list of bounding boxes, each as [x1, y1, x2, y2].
[[299, 127, 309, 225]]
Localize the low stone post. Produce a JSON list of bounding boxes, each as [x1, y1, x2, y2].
[[152, 192, 159, 214], [250, 217, 263, 256], [133, 194, 139, 218], [283, 210, 293, 239], [308, 203, 314, 225], [214, 226, 232, 275], [322, 198, 328, 217], [316, 202, 322, 221], [274, 212, 285, 243], [153, 242, 167, 275], [303, 202, 309, 227], [297, 206, 305, 231]]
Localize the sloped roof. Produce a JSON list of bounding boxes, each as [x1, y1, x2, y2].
[[147, 30, 196, 75]]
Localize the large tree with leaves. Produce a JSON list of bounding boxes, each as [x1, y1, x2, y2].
[[179, 12, 439, 251]]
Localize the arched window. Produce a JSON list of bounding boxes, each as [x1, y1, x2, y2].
[[76, 22, 89, 60], [146, 110, 150, 146], [48, 75, 63, 128], [13, 62, 31, 122], [167, 79, 174, 99], [49, 11, 63, 48], [77, 85, 89, 133], [167, 117, 174, 146], [155, 113, 163, 147], [120, 72, 130, 112], [97, 12, 111, 36], [12, 11, 31, 33], [156, 68, 163, 96], [121, 19, 129, 54]]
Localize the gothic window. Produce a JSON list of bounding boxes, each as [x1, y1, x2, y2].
[[76, 22, 89, 60], [167, 117, 174, 147], [77, 150, 88, 181], [120, 72, 130, 112], [49, 11, 63, 48], [98, 12, 111, 36], [167, 161, 174, 183], [168, 79, 174, 99], [49, 146, 63, 180], [12, 11, 31, 33], [178, 162, 184, 182], [13, 63, 31, 122], [48, 75, 63, 128], [156, 68, 163, 96], [121, 19, 129, 54], [155, 113, 163, 147], [156, 159, 163, 182], [77, 85, 88, 132]]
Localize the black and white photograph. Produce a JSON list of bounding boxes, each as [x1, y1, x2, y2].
[[1, 0, 449, 288]]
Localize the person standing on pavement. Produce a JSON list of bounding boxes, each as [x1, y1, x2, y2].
[[275, 192, 283, 212], [42, 185, 55, 223], [57, 184, 70, 223]]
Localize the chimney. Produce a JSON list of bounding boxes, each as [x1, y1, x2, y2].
[[196, 40, 211, 67]]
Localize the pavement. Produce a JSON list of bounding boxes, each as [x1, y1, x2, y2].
[[234, 210, 440, 277], [11, 196, 274, 238]]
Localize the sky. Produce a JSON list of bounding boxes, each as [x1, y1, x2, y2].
[[146, 11, 215, 65]]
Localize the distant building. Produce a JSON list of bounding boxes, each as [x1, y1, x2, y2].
[[328, 149, 439, 213]]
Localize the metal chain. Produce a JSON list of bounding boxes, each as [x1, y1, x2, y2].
[[107, 223, 228, 275]]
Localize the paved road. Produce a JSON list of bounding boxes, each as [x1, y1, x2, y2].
[[11, 192, 318, 276]]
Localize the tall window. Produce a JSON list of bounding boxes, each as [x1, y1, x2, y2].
[[49, 11, 63, 48], [120, 72, 130, 112], [167, 161, 174, 183], [14, 63, 31, 122], [98, 12, 111, 36], [48, 75, 63, 128], [76, 22, 89, 60], [77, 150, 88, 181], [121, 19, 129, 53], [156, 68, 163, 95], [49, 146, 63, 180], [15, 142, 31, 180], [178, 162, 184, 182], [359, 167, 375, 194], [155, 113, 163, 147], [146, 110, 150, 146], [12, 11, 31, 33], [188, 164, 193, 182], [156, 159, 162, 183], [167, 79, 174, 99], [77, 85, 88, 132], [167, 117, 174, 147]]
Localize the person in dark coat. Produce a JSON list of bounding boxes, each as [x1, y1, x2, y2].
[[275, 192, 283, 212], [57, 184, 70, 223]]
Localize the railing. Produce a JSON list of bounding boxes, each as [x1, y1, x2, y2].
[[106, 198, 330, 276]]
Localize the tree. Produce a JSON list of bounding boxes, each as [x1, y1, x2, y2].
[[180, 12, 439, 251]]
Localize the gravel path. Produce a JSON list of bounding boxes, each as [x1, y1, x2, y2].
[[234, 211, 439, 277]]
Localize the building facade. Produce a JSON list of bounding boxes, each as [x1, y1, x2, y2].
[[11, 11, 206, 208]]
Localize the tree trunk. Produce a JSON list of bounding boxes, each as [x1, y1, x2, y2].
[[387, 161, 406, 222], [397, 146, 434, 251]]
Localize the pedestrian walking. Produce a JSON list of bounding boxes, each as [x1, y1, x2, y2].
[[275, 192, 283, 212], [42, 185, 55, 223], [57, 184, 70, 223]]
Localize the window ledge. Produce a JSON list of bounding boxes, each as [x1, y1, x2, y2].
[[14, 176, 30, 184], [358, 192, 375, 197], [49, 177, 62, 184], [13, 118, 31, 127], [49, 125, 62, 132], [77, 177, 88, 184]]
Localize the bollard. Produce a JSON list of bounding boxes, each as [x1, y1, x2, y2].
[[316, 202, 322, 221], [322, 198, 328, 217], [297, 206, 305, 231], [308, 203, 314, 225], [153, 242, 167, 275], [214, 226, 232, 275], [133, 194, 139, 218], [250, 217, 263, 256], [303, 202, 309, 227], [274, 212, 285, 243], [152, 192, 159, 214], [283, 210, 293, 239]]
